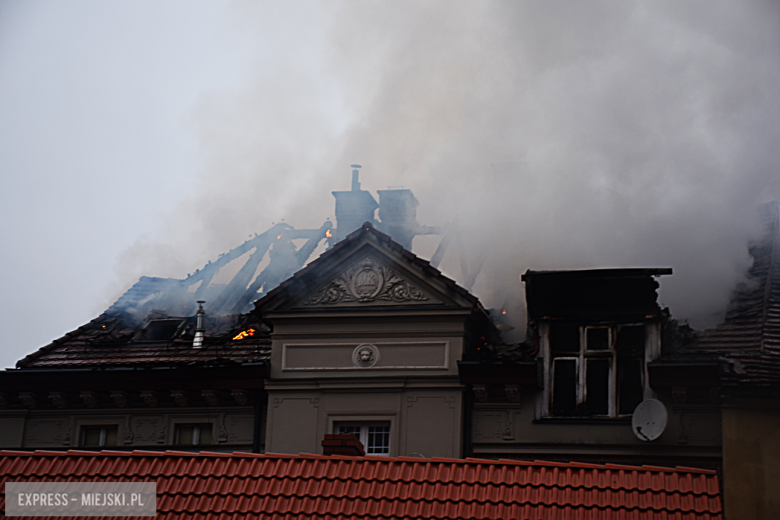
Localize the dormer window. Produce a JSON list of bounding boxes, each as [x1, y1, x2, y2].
[[546, 323, 645, 417]]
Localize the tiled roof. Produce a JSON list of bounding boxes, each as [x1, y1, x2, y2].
[[0, 450, 722, 519], [682, 201, 780, 386], [254, 222, 482, 311], [16, 309, 270, 369]]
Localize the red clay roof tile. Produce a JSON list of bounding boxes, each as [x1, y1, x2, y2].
[[0, 450, 721, 520]]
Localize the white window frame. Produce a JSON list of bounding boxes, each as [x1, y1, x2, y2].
[[334, 422, 391, 456], [543, 323, 650, 418]]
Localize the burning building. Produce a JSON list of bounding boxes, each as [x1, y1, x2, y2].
[[0, 170, 777, 517]]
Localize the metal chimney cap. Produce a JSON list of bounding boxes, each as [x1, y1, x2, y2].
[[350, 164, 362, 169]]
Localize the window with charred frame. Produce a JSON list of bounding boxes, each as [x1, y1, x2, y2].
[[548, 323, 645, 417]]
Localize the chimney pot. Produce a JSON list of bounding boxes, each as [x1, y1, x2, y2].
[[193, 301, 206, 348], [321, 433, 365, 456]]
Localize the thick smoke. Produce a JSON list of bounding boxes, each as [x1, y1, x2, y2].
[[113, 1, 780, 334]]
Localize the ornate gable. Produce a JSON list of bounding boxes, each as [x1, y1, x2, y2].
[[294, 254, 442, 308], [253, 222, 480, 314]]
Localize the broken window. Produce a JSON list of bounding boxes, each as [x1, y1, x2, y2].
[[548, 324, 645, 417]]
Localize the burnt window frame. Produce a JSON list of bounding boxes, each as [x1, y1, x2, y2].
[[544, 323, 647, 418]]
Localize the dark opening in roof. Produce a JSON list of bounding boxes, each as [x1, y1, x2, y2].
[[136, 319, 184, 341]]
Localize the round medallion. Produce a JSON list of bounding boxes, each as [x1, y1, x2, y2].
[[350, 258, 384, 301], [352, 344, 379, 368]]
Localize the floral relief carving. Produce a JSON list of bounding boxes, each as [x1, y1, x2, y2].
[[300, 256, 429, 306]]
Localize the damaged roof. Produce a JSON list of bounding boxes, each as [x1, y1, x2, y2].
[[15, 309, 269, 369], [681, 201, 780, 388], [522, 268, 672, 322], [0, 450, 722, 519]]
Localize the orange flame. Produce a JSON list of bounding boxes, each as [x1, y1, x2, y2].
[[326, 229, 332, 238], [276, 234, 282, 239], [233, 328, 256, 340], [502, 310, 507, 315]]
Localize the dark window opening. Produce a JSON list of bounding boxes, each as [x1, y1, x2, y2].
[[81, 426, 118, 447], [584, 359, 610, 415], [618, 357, 644, 414], [550, 324, 579, 354], [586, 328, 610, 351], [140, 319, 184, 341], [552, 359, 577, 416], [616, 326, 644, 357], [175, 424, 213, 445]]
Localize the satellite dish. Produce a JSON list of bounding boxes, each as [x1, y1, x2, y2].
[[631, 399, 668, 442]]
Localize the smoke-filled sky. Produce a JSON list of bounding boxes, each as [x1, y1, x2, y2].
[[1, 1, 779, 368]]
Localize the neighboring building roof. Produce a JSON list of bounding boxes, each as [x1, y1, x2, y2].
[[15, 309, 269, 369], [683, 201, 780, 387], [0, 450, 722, 519]]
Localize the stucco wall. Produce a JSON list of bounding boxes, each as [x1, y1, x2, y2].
[[0, 408, 256, 452], [265, 382, 463, 458]]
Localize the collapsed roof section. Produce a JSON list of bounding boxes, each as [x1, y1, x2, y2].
[[681, 201, 780, 389], [111, 222, 333, 319]]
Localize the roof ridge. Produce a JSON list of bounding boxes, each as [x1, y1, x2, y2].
[[154, 493, 720, 514], [0, 449, 718, 474]]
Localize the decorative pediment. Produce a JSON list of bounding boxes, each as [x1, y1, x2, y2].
[[295, 255, 441, 307]]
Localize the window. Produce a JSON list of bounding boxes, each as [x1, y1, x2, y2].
[[81, 426, 118, 447], [335, 423, 390, 455], [174, 424, 213, 445], [547, 324, 645, 417]]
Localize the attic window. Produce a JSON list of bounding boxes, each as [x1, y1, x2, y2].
[[547, 324, 645, 418], [139, 319, 184, 341]]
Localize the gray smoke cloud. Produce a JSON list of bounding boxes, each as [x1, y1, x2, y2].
[[112, 1, 780, 336]]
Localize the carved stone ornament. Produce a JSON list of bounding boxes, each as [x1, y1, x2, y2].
[[171, 390, 188, 407], [202, 390, 219, 406], [111, 391, 129, 408], [19, 392, 36, 409], [49, 391, 67, 409], [300, 256, 429, 306], [352, 344, 379, 368], [80, 391, 98, 408], [505, 385, 521, 403], [140, 391, 158, 408], [473, 384, 488, 402], [231, 389, 248, 406]]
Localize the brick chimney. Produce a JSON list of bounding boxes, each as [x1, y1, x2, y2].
[[321, 434, 365, 456]]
